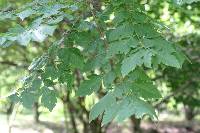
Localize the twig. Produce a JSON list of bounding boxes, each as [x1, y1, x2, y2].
[[154, 81, 191, 108]]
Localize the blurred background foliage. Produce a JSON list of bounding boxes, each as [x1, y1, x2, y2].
[[0, 0, 199, 133]]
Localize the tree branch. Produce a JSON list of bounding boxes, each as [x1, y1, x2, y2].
[[0, 61, 28, 68], [154, 81, 192, 108]]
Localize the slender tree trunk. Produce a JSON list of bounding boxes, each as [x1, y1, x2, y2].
[[7, 102, 14, 133], [68, 102, 79, 133], [63, 99, 70, 133], [83, 122, 89, 133], [77, 98, 91, 133], [8, 103, 19, 133], [184, 105, 195, 121], [33, 102, 40, 123], [6, 102, 14, 123], [89, 119, 104, 133], [184, 105, 195, 132], [62, 93, 79, 133], [75, 69, 90, 133], [130, 116, 141, 133]]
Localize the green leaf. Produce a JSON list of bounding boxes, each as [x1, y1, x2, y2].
[[19, 77, 42, 108], [8, 93, 20, 103], [0, 24, 57, 46], [78, 20, 92, 31], [133, 24, 159, 38], [143, 37, 185, 68], [158, 52, 181, 68], [133, 11, 149, 23], [108, 23, 134, 41], [132, 81, 162, 100], [32, 78, 42, 89], [115, 96, 156, 122], [77, 75, 102, 96], [143, 51, 153, 68], [57, 65, 74, 89], [58, 48, 84, 69], [20, 91, 36, 108], [20, 88, 40, 108], [102, 96, 157, 125], [42, 65, 59, 80], [17, 31, 32, 45], [113, 10, 129, 24], [98, 69, 160, 125], [0, 11, 15, 21], [17, 9, 35, 21], [127, 68, 151, 82], [84, 53, 108, 71], [108, 37, 138, 57], [121, 51, 142, 77], [102, 101, 121, 125], [108, 40, 130, 57], [89, 93, 115, 122], [8, 24, 25, 34], [0, 37, 6, 46], [174, 0, 200, 5], [35, 3, 67, 18], [41, 87, 57, 111], [31, 25, 57, 42], [114, 69, 161, 100], [121, 49, 153, 76], [47, 15, 64, 24], [103, 71, 116, 88], [28, 55, 48, 71]]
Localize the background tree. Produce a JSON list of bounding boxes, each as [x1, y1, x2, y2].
[[0, 0, 199, 133]]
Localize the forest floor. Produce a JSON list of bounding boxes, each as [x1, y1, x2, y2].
[[0, 113, 200, 133]]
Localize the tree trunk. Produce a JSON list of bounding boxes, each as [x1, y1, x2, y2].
[[33, 102, 40, 123], [130, 116, 141, 133], [184, 105, 195, 121], [89, 119, 104, 133], [68, 102, 79, 133], [62, 94, 79, 133], [7, 102, 14, 133], [63, 100, 70, 133], [6, 102, 14, 123]]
